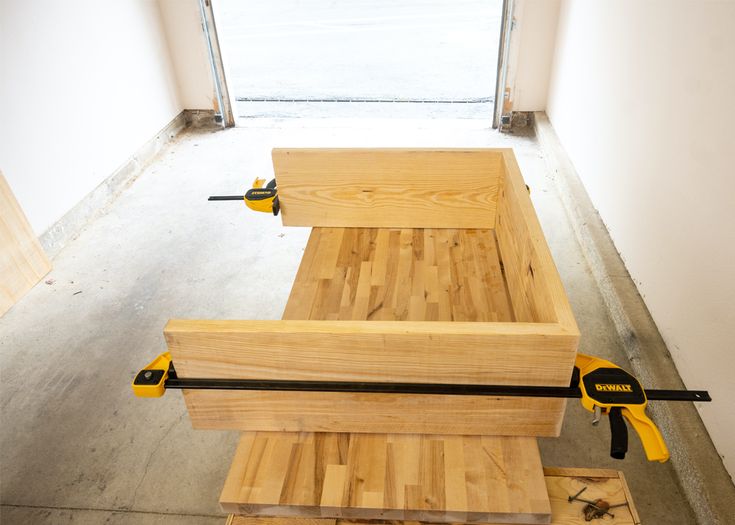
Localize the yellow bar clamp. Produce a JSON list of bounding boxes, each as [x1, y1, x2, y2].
[[575, 353, 670, 462]]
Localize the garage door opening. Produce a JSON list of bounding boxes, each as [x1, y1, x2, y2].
[[212, 0, 504, 123]]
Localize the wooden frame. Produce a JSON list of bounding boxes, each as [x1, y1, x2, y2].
[[168, 149, 579, 437]]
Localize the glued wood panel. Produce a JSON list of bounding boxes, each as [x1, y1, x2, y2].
[[283, 228, 514, 322], [171, 317, 571, 434], [226, 468, 640, 524], [273, 149, 502, 228], [182, 389, 565, 436], [220, 432, 551, 524], [167, 320, 576, 386], [0, 172, 51, 316]]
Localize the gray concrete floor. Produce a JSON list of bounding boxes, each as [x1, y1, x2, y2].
[[214, 0, 501, 119], [0, 120, 695, 523]]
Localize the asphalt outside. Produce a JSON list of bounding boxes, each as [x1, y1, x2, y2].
[[214, 0, 502, 119]]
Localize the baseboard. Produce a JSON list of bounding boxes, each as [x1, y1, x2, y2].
[[39, 110, 217, 258], [534, 111, 735, 525]]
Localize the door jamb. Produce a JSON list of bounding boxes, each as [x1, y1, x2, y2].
[[199, 0, 235, 127], [493, 0, 514, 129]]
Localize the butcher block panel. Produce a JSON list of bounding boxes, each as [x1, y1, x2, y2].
[[283, 227, 514, 322], [220, 432, 551, 524]]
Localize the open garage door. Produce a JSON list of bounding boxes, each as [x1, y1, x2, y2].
[[211, 0, 504, 123]]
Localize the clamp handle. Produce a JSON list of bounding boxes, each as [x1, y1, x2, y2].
[[608, 407, 628, 459], [608, 405, 669, 462], [575, 352, 670, 463], [621, 405, 669, 462]]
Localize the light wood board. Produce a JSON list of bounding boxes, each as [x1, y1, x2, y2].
[[0, 172, 51, 316], [168, 320, 575, 385], [495, 151, 577, 332], [170, 318, 572, 435], [283, 228, 513, 322], [273, 149, 502, 228], [182, 389, 565, 436], [226, 468, 640, 525], [220, 432, 551, 524]]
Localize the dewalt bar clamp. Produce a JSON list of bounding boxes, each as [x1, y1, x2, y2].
[[133, 352, 710, 463], [209, 178, 279, 215]]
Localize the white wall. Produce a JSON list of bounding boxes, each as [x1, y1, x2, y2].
[[546, 0, 735, 476], [158, 0, 215, 110], [0, 0, 183, 235], [506, 0, 561, 111]]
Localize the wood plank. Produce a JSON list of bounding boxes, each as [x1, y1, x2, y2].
[[171, 317, 572, 435], [0, 172, 51, 316], [166, 320, 576, 386], [220, 432, 550, 524], [272, 149, 502, 228], [495, 151, 578, 333], [227, 468, 640, 525], [182, 389, 565, 436]]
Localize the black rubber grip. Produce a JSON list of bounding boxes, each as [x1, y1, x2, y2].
[[609, 406, 628, 460]]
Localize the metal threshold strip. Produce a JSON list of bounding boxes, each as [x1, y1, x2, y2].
[[235, 96, 494, 104]]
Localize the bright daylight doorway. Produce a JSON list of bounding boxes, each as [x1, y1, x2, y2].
[[212, 0, 504, 123]]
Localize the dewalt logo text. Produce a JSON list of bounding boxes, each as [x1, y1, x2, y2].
[[595, 384, 633, 392]]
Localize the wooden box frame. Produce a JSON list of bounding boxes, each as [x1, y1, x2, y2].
[[167, 149, 579, 437]]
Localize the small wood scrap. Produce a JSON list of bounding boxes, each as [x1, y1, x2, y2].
[[544, 468, 641, 524]]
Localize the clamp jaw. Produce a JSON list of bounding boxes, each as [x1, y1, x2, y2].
[[574, 353, 669, 462], [244, 178, 279, 215], [131, 352, 173, 398]]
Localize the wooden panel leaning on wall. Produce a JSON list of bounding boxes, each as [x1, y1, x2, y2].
[[0, 172, 51, 316]]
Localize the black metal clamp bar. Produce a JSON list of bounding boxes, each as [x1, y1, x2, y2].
[[163, 376, 710, 402]]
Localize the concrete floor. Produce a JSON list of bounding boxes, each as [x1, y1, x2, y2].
[[0, 119, 696, 523]]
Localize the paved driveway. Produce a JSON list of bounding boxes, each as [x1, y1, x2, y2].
[[214, 0, 501, 117]]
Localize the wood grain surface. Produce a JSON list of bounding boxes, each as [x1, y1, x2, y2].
[[0, 172, 51, 316], [182, 388, 565, 436], [495, 151, 577, 332], [273, 149, 502, 228], [172, 148, 577, 435], [220, 432, 551, 524], [167, 320, 575, 385], [283, 228, 513, 322], [226, 468, 640, 525]]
